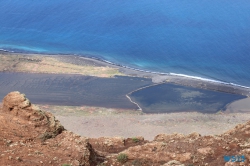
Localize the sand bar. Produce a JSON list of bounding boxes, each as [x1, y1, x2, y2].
[[1, 51, 250, 96], [1, 51, 250, 113]]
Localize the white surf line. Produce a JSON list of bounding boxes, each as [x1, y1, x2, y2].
[[126, 83, 164, 111], [94, 56, 250, 90], [170, 73, 250, 89]]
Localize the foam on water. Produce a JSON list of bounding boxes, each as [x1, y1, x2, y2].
[[0, 44, 48, 53], [169, 73, 250, 89]]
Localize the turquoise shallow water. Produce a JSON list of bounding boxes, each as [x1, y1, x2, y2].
[[0, 0, 250, 86]]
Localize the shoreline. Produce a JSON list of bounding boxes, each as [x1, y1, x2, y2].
[[46, 53, 250, 97], [1, 50, 250, 97]]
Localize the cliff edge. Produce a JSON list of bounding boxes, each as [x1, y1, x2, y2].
[[0, 92, 249, 166]]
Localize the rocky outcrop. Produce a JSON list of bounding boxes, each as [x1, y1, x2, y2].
[[0, 91, 250, 166], [0, 92, 99, 166], [2, 91, 64, 141]]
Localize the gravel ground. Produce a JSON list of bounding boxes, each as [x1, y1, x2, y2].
[[44, 98, 250, 141], [56, 111, 250, 141]]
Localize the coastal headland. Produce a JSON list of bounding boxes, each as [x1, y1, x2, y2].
[[1, 51, 250, 140]]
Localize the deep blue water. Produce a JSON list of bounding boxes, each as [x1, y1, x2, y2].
[[0, 0, 250, 86]]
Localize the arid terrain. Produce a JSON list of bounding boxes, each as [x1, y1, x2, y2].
[[0, 91, 250, 166], [0, 53, 123, 77], [36, 102, 250, 141]]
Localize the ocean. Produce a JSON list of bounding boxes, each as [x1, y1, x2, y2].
[[0, 0, 249, 87]]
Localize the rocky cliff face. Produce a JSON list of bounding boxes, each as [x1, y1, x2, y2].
[[2, 91, 64, 141], [0, 92, 249, 166], [0, 92, 99, 166]]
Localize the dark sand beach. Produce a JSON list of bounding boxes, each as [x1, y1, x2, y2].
[[0, 73, 152, 109]]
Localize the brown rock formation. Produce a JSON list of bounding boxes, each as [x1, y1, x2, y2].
[[0, 92, 99, 166], [0, 91, 249, 166], [2, 91, 64, 141]]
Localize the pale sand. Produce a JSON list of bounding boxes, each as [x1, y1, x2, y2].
[[56, 112, 250, 141], [39, 97, 250, 141], [225, 98, 250, 113], [2, 100, 249, 141], [0, 53, 123, 77]]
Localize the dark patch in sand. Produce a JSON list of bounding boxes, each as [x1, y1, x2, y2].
[[0, 73, 152, 109], [0, 72, 247, 113]]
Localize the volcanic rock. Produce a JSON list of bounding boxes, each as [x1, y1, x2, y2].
[[0, 91, 99, 166]]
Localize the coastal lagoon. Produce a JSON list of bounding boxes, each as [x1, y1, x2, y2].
[[129, 83, 246, 113], [0, 73, 152, 109], [0, 73, 246, 113]]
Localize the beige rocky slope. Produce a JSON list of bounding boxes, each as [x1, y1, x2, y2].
[[0, 91, 249, 166]]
